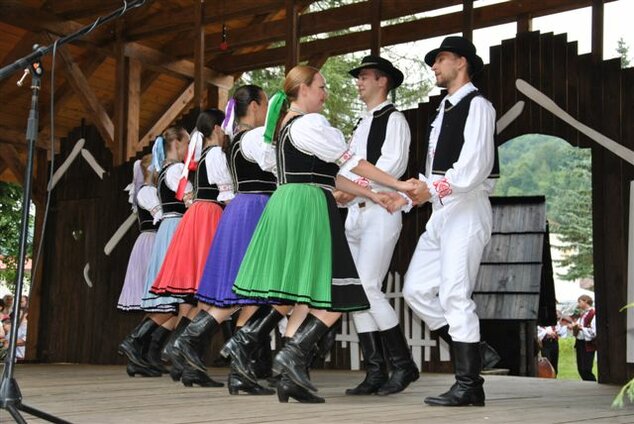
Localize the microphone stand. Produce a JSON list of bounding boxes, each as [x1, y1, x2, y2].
[[0, 1, 147, 422]]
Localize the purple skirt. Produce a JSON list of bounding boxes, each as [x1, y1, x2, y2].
[[196, 193, 271, 306], [117, 231, 156, 311]]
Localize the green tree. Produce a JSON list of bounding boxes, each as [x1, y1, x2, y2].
[[617, 37, 631, 68], [0, 182, 33, 291], [495, 135, 593, 281]]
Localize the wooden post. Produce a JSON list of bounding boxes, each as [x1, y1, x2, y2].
[[126, 58, 141, 161], [113, 22, 128, 166], [285, 0, 299, 74], [208, 85, 229, 111], [371, 0, 381, 56], [517, 13, 532, 33], [194, 0, 207, 111], [462, 0, 474, 41], [591, 0, 603, 62]]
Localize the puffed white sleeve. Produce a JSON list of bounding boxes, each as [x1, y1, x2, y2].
[[137, 186, 163, 223], [240, 126, 277, 174], [290, 113, 362, 173], [205, 147, 235, 201], [165, 163, 192, 194]]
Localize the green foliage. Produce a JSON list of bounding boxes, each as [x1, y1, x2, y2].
[[0, 182, 33, 291], [617, 37, 631, 69], [495, 135, 593, 280]]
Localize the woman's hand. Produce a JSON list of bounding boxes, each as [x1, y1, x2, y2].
[[333, 189, 356, 206]]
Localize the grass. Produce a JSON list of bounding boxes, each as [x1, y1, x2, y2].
[[555, 336, 598, 380]]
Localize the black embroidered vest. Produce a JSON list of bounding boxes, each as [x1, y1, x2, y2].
[[136, 187, 158, 232], [276, 115, 339, 190], [229, 131, 277, 194], [419, 90, 500, 178], [365, 103, 397, 165], [158, 163, 186, 215], [194, 146, 221, 202]]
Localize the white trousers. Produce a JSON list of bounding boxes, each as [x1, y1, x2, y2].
[[346, 202, 402, 333], [403, 191, 492, 343]]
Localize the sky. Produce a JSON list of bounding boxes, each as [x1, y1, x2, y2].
[[378, 0, 634, 100]]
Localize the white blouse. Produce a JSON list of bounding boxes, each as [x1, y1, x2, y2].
[[288, 113, 361, 174], [137, 185, 163, 223], [204, 146, 235, 202], [164, 163, 193, 195], [240, 126, 277, 174]]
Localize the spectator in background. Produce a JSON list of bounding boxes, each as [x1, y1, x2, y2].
[[537, 311, 568, 376], [20, 295, 28, 311], [3, 294, 14, 315], [15, 307, 28, 360], [569, 295, 596, 381], [0, 298, 8, 321]]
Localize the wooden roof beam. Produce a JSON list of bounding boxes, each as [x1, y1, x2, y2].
[[214, 0, 618, 73], [126, 0, 288, 41], [133, 82, 195, 158], [169, 0, 461, 58], [123, 43, 233, 90], [55, 43, 115, 149], [0, 124, 54, 151], [0, 142, 26, 184]]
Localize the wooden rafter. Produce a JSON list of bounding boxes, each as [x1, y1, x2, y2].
[[170, 0, 460, 59], [213, 0, 617, 73], [134, 82, 195, 158], [0, 124, 52, 151], [0, 142, 26, 183], [55, 43, 115, 149]]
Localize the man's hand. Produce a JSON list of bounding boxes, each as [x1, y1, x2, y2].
[[333, 189, 355, 206], [405, 178, 431, 204], [376, 192, 408, 213]]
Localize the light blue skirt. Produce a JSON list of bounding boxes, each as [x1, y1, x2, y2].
[[140, 216, 182, 312]]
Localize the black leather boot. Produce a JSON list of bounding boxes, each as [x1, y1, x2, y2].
[[424, 342, 485, 407], [376, 325, 419, 395], [277, 374, 325, 403], [346, 331, 388, 395], [433, 325, 501, 370], [221, 308, 284, 384], [267, 337, 289, 388], [251, 331, 273, 379], [118, 317, 159, 368], [181, 365, 224, 388], [126, 362, 162, 377], [170, 360, 184, 382], [161, 316, 190, 363], [173, 311, 219, 373], [272, 314, 330, 393], [227, 363, 275, 395], [146, 326, 171, 373]]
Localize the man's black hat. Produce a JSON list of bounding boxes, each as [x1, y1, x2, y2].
[[348, 55, 404, 89], [424, 36, 484, 75]]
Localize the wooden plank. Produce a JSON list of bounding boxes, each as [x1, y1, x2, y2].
[[517, 13, 532, 33], [135, 82, 195, 154], [474, 293, 540, 320], [370, 0, 381, 56], [113, 24, 128, 166], [491, 201, 546, 233], [463, 0, 474, 41], [591, 0, 603, 61], [551, 33, 569, 141], [481, 234, 544, 263], [475, 264, 542, 293], [56, 43, 115, 149], [193, 0, 206, 111], [539, 32, 555, 135]]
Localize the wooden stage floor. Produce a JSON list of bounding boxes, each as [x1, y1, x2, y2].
[[1, 364, 633, 423]]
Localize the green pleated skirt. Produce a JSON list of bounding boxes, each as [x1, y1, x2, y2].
[[232, 183, 369, 312]]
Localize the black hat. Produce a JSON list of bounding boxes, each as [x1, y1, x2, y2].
[[348, 55, 404, 89], [424, 36, 484, 75]]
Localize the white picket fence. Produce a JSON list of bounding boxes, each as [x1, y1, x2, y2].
[[331, 272, 451, 370]]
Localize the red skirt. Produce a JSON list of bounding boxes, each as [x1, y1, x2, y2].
[[151, 200, 223, 296]]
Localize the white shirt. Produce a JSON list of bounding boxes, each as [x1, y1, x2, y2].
[[16, 319, 27, 359], [342, 100, 410, 192], [240, 126, 277, 174], [164, 163, 193, 194], [289, 113, 362, 176], [537, 324, 568, 341], [576, 309, 596, 341], [203, 146, 235, 202], [137, 185, 163, 223], [422, 82, 497, 207]]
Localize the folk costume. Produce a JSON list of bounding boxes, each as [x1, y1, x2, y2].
[[402, 36, 498, 407], [117, 161, 162, 311], [343, 56, 419, 396], [150, 142, 233, 298]]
